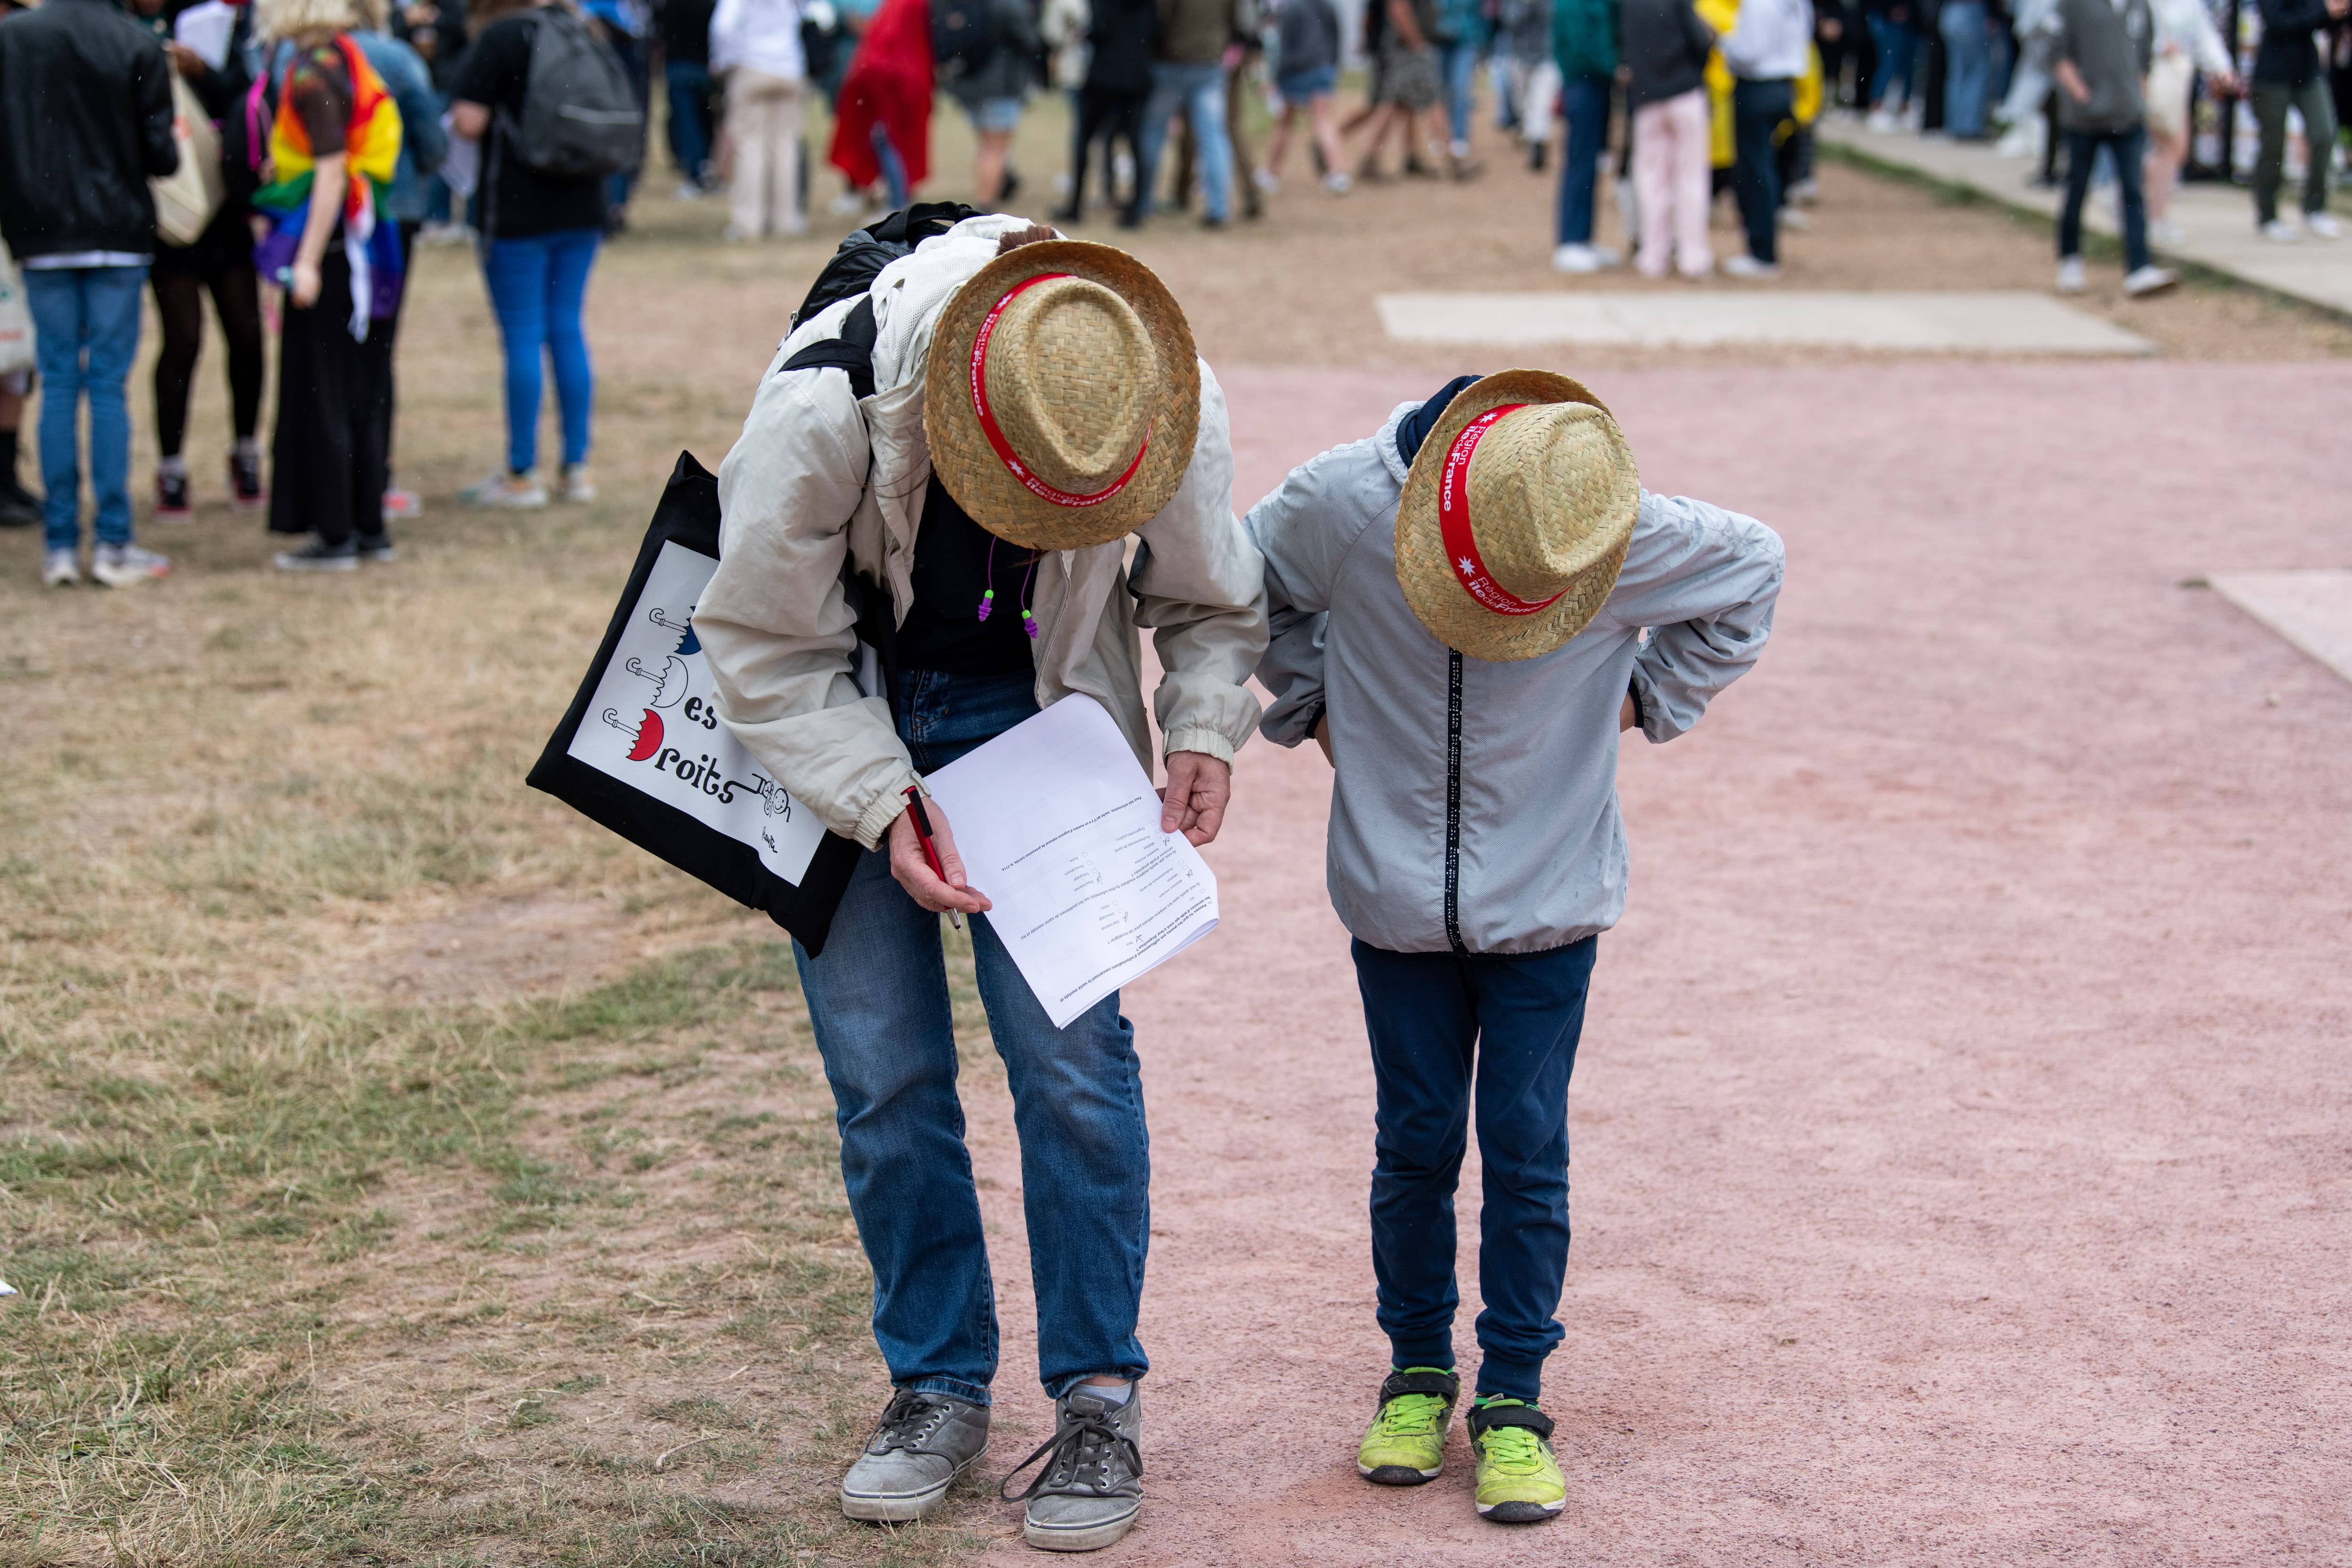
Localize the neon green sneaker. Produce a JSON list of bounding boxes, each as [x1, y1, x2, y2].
[[1356, 1367, 1459, 1485], [1467, 1396, 1565, 1522]]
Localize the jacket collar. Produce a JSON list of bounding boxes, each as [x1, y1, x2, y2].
[[867, 214, 1054, 398], [1375, 400, 1419, 489]]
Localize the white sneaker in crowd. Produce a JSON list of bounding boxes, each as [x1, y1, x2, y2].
[[1723, 254, 1780, 279], [1780, 207, 1813, 231], [1552, 242, 1605, 272], [42, 549, 78, 588], [1323, 170, 1353, 195], [2304, 212, 2343, 240], [1252, 166, 1279, 194], [2056, 256, 2086, 293], [559, 465, 597, 503], [381, 487, 423, 520], [1867, 108, 1899, 132], [2257, 219, 2300, 242], [1787, 177, 1820, 207], [2122, 265, 2178, 298], [91, 542, 169, 587], [2147, 217, 2186, 245], [458, 470, 548, 509], [828, 190, 870, 217], [674, 182, 705, 202]]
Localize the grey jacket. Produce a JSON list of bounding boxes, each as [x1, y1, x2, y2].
[[2055, 0, 2153, 134], [1249, 401, 1784, 956]]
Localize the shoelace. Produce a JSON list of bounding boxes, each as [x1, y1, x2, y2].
[[1477, 1418, 1548, 1474], [866, 1389, 951, 1453], [1374, 1392, 1448, 1438], [999, 1409, 1141, 1501]]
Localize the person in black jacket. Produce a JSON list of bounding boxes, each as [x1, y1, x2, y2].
[[0, 0, 180, 589], [2250, 0, 2348, 239], [1055, 0, 1159, 222]]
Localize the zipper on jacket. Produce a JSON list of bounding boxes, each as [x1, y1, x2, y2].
[[1444, 650, 1468, 956]]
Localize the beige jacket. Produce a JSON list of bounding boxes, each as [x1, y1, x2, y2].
[[698, 214, 1269, 852]]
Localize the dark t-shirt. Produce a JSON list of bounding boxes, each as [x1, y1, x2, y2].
[[449, 12, 605, 238], [287, 40, 354, 156], [894, 478, 1046, 676]]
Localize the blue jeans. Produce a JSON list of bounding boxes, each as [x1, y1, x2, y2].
[[1441, 38, 1480, 146], [481, 229, 599, 474], [792, 670, 1152, 1403], [665, 59, 717, 183], [23, 265, 146, 551], [1556, 74, 1609, 245], [1353, 937, 1596, 1405], [871, 120, 910, 207], [1867, 14, 1917, 107], [2060, 127, 2150, 271], [1137, 61, 1233, 222], [1938, 0, 1992, 137], [1732, 76, 1795, 263]]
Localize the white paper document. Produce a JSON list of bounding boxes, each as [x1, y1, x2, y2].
[[921, 695, 1220, 1029]]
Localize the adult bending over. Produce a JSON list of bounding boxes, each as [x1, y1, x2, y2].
[[697, 217, 1266, 1552]]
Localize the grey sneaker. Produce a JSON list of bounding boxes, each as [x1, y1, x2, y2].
[[91, 542, 170, 587], [839, 1389, 989, 1523], [1001, 1385, 1143, 1552]]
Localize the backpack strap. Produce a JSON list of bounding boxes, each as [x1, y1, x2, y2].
[[777, 296, 880, 400]]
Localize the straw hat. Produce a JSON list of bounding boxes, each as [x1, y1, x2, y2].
[[924, 241, 1199, 552], [1394, 369, 1641, 663]]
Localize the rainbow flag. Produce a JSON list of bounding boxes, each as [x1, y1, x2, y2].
[[252, 34, 405, 340]]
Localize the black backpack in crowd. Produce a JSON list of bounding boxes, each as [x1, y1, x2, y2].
[[512, 7, 644, 180], [930, 0, 997, 77]]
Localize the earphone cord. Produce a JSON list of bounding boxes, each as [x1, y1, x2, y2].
[[977, 536, 1042, 639]]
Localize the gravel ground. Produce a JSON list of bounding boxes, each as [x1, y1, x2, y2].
[[939, 361, 2352, 1564]]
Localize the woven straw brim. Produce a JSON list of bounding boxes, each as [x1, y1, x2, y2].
[[1395, 369, 1640, 662], [924, 241, 1199, 552]]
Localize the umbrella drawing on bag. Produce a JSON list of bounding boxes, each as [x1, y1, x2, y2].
[[603, 707, 663, 762], [626, 653, 690, 708], [648, 605, 700, 655]]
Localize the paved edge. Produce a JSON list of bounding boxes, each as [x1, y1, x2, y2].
[[2208, 570, 2352, 685], [1814, 132, 2352, 326]]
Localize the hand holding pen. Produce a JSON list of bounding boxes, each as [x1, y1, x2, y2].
[[888, 785, 989, 928]]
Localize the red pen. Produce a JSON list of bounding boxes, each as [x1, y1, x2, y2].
[[904, 786, 963, 930]]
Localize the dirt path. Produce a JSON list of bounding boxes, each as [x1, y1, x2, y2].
[[947, 363, 2352, 1564]]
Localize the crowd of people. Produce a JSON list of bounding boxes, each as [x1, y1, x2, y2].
[[1, 0, 2345, 584], [1836, 0, 2348, 291]]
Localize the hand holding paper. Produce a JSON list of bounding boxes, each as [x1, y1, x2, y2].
[[889, 794, 991, 916]]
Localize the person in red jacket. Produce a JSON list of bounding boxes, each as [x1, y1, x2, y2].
[[828, 0, 932, 207]]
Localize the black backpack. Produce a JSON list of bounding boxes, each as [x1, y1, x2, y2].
[[785, 201, 985, 342], [512, 8, 644, 180], [930, 0, 997, 78]]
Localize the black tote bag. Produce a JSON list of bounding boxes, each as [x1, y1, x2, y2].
[[526, 452, 864, 956]]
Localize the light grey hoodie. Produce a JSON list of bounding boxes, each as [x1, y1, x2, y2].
[[1248, 399, 1784, 956]]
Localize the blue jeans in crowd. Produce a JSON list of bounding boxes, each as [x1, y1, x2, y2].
[[481, 229, 600, 475], [792, 670, 1151, 1403], [1732, 76, 1796, 263], [2060, 126, 2150, 271], [1353, 936, 1596, 1405], [1136, 61, 1233, 223], [1441, 37, 1481, 148], [1556, 74, 1610, 245], [23, 264, 146, 552], [665, 59, 718, 184], [871, 121, 911, 208], [1867, 14, 1917, 108], [1938, 0, 1992, 138]]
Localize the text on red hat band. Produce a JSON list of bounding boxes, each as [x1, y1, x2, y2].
[[1437, 404, 1565, 618]]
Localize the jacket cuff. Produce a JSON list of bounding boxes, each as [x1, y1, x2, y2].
[[1161, 725, 1236, 766], [853, 769, 924, 851]]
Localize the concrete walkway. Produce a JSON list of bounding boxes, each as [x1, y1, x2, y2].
[[1817, 115, 2352, 318], [1376, 289, 2155, 353]]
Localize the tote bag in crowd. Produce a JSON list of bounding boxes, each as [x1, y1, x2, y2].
[[153, 74, 226, 247], [0, 244, 31, 379], [527, 453, 865, 955]]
